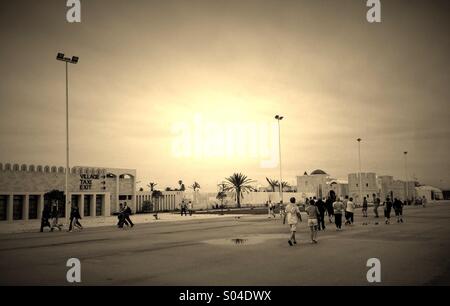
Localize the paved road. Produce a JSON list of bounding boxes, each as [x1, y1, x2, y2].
[[0, 202, 449, 285]]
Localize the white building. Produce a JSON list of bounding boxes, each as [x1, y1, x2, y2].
[[415, 186, 443, 201], [348, 172, 378, 204], [297, 169, 348, 200], [0, 162, 136, 223]]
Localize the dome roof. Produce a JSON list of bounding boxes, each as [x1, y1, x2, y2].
[[311, 169, 327, 175]]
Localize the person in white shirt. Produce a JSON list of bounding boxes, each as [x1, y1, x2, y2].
[[345, 197, 355, 225], [286, 197, 302, 246]]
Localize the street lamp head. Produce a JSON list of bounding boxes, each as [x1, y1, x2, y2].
[[275, 115, 284, 120], [71, 56, 79, 64], [56, 53, 65, 60], [357, 138, 362, 142], [404, 151, 408, 155]]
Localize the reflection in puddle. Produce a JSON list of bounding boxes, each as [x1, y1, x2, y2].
[[204, 234, 287, 246], [231, 238, 248, 244]]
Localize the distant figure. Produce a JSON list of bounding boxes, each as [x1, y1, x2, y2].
[[384, 197, 393, 224], [325, 197, 334, 224], [362, 197, 368, 218], [345, 197, 355, 225], [40, 203, 52, 232], [50, 200, 62, 232], [117, 203, 129, 228], [123, 202, 134, 227], [305, 200, 320, 244], [180, 200, 187, 216], [393, 198, 404, 223], [68, 203, 82, 232], [422, 196, 427, 208], [279, 201, 286, 224], [267, 200, 276, 219], [316, 198, 326, 231], [187, 201, 193, 216], [286, 197, 302, 246], [373, 194, 380, 218]]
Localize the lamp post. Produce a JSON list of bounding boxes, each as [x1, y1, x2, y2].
[[357, 138, 362, 205], [56, 53, 79, 220], [275, 115, 284, 204], [404, 151, 408, 203]]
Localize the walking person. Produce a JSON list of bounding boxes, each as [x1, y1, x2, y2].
[[393, 198, 404, 223], [332, 197, 345, 230], [384, 197, 393, 224], [305, 200, 320, 243], [123, 202, 134, 227], [422, 196, 427, 208], [362, 197, 368, 218], [188, 201, 193, 216], [316, 197, 326, 231], [325, 196, 334, 224], [279, 202, 286, 224], [50, 201, 62, 232], [68, 203, 82, 232], [373, 194, 380, 218], [267, 200, 276, 219], [345, 197, 355, 225], [40, 203, 52, 232], [286, 197, 302, 246], [343, 196, 349, 224], [117, 203, 129, 228]]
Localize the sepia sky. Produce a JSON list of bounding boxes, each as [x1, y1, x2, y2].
[[0, 0, 449, 191]]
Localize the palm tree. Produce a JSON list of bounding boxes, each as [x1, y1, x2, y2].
[[189, 182, 201, 191], [151, 190, 164, 218], [147, 182, 157, 191], [281, 181, 290, 192], [266, 177, 279, 192], [224, 173, 256, 208], [216, 191, 227, 214]]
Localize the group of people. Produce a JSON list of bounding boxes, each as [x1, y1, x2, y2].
[[283, 193, 425, 246], [40, 200, 63, 232], [117, 202, 134, 228], [180, 200, 194, 216], [41, 201, 135, 232]]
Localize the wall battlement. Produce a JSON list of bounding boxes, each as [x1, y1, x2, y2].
[[0, 162, 107, 175]]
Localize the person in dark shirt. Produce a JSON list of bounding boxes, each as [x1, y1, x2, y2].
[[393, 198, 404, 223], [40, 204, 52, 232], [384, 197, 393, 224], [68, 204, 83, 232], [325, 197, 334, 224], [316, 198, 326, 230], [123, 202, 134, 227]]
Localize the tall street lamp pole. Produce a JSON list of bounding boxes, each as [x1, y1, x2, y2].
[[56, 53, 79, 219], [404, 151, 409, 203], [275, 115, 284, 204], [357, 138, 362, 205]]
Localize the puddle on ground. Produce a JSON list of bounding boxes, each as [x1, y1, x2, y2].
[[203, 234, 287, 246]]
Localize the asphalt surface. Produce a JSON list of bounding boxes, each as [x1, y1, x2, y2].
[[0, 202, 449, 285]]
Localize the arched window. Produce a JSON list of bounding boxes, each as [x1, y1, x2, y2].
[[21, 164, 27, 171], [44, 166, 50, 173], [13, 164, 20, 171], [29, 165, 35, 172]]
